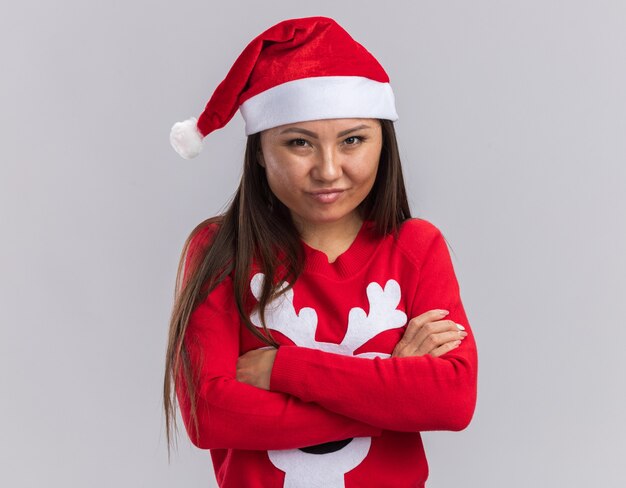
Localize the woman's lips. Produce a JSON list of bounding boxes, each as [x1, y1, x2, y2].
[[308, 189, 345, 203]]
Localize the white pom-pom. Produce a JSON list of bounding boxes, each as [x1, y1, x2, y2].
[[169, 117, 204, 159]]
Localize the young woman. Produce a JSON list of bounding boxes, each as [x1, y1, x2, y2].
[[164, 16, 478, 488]]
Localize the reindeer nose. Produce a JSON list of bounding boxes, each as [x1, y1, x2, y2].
[[299, 438, 353, 454], [268, 437, 372, 487]]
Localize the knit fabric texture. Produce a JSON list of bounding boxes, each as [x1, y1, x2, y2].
[[176, 217, 478, 488]]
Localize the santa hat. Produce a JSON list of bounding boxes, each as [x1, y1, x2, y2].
[[170, 16, 399, 159]]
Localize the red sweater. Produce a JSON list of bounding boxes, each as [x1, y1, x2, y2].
[[176, 217, 478, 488]]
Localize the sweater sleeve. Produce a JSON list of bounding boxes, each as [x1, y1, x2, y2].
[[268, 224, 478, 433], [175, 227, 383, 451]]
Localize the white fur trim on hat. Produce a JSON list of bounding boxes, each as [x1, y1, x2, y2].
[[239, 76, 398, 135], [170, 117, 204, 159]]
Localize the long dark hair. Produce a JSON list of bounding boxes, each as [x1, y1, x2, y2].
[[163, 118, 411, 459]]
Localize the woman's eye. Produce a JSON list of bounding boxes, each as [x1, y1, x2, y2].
[[344, 136, 364, 146], [288, 138, 309, 147]]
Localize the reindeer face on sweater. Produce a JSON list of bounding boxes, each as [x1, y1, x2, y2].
[[249, 272, 408, 487]]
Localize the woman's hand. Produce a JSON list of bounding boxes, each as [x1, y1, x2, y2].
[[236, 346, 278, 390], [391, 309, 467, 358]]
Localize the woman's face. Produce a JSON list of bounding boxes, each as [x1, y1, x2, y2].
[[258, 118, 383, 231]]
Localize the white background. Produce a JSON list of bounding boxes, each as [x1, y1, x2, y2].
[[1, 1, 624, 486]]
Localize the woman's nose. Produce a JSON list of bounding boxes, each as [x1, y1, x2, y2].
[[312, 147, 342, 182]]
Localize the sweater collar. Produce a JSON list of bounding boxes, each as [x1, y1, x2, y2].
[[300, 219, 381, 279]]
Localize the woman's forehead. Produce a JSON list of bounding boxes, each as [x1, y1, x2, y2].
[[265, 118, 380, 136]]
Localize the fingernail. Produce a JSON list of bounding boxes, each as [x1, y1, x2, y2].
[[459, 331, 468, 337], [439, 310, 449, 315], [453, 340, 462, 346], [456, 323, 465, 330]]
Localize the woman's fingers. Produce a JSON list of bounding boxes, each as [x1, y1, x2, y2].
[[236, 347, 277, 390], [401, 309, 451, 342], [392, 330, 465, 358], [412, 320, 465, 343], [422, 330, 467, 351], [391, 309, 467, 358], [429, 340, 462, 358]]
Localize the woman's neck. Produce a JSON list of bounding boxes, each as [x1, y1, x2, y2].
[[294, 213, 364, 263]]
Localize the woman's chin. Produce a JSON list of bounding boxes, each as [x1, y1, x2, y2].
[[291, 208, 362, 229]]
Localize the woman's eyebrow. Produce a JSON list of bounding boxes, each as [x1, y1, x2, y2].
[[279, 124, 371, 138]]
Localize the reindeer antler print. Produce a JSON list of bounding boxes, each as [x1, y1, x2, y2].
[[250, 273, 407, 356], [341, 280, 408, 357], [249, 273, 319, 346]]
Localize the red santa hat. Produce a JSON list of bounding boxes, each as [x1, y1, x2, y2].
[[170, 16, 399, 159]]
